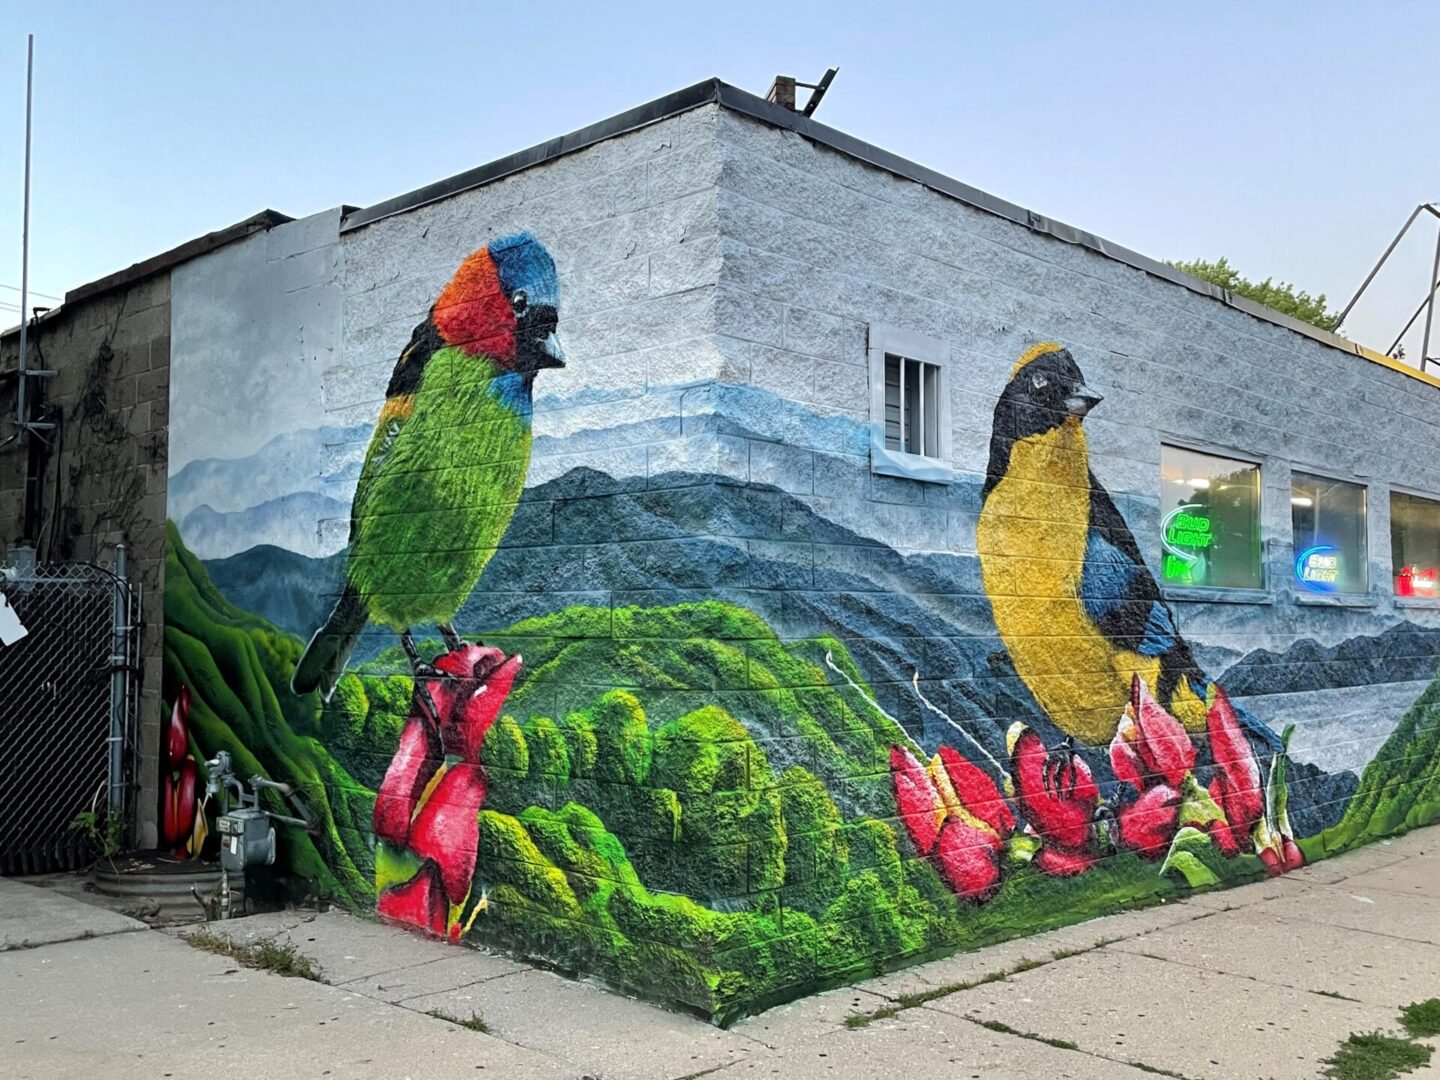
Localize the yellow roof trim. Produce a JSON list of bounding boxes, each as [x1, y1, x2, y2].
[[1354, 343, 1440, 391]]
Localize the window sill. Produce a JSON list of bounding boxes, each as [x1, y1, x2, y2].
[[1162, 586, 1273, 605], [1395, 596, 1440, 609], [1294, 592, 1379, 608], [870, 445, 953, 484]]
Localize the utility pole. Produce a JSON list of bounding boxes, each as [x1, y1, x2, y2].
[[16, 33, 33, 443]]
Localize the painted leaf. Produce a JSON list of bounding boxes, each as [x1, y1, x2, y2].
[[1161, 849, 1220, 889], [1159, 826, 1221, 888]]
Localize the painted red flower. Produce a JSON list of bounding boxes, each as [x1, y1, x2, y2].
[[1204, 685, 1264, 858], [375, 644, 519, 940], [1111, 675, 1195, 860], [890, 744, 1013, 901], [1008, 723, 1101, 875], [1256, 833, 1306, 876], [161, 686, 204, 856]]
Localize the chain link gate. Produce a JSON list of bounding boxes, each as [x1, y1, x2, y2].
[[0, 548, 141, 875]]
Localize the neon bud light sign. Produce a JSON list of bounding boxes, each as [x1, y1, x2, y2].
[[1295, 545, 1341, 592], [1161, 503, 1211, 583]]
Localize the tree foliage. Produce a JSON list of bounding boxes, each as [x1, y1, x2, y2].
[[1170, 256, 1341, 332]]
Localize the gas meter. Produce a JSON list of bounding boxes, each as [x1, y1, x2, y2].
[[216, 807, 275, 874], [202, 751, 317, 918]]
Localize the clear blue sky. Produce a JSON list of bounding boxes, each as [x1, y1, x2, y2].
[[3, 1, 1437, 357]]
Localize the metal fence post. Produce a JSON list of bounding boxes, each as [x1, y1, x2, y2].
[[108, 544, 128, 827]]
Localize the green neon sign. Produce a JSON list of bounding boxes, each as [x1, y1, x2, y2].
[[1161, 503, 1211, 584]]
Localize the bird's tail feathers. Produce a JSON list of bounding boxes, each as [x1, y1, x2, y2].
[[291, 584, 369, 702]]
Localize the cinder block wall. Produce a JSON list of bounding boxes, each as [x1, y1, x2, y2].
[[155, 93, 1440, 1021], [0, 277, 172, 848], [708, 106, 1440, 773]]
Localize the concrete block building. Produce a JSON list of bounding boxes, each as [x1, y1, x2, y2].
[[4, 79, 1438, 1021]]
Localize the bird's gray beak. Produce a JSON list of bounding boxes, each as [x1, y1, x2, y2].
[[1066, 384, 1102, 417], [540, 331, 565, 367]]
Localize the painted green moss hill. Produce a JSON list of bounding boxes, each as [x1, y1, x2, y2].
[[164, 523, 1440, 1023]]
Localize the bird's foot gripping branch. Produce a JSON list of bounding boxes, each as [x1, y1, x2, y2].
[[892, 674, 1304, 901], [373, 643, 521, 941]]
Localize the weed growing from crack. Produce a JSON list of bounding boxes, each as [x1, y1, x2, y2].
[[973, 1017, 1079, 1051], [183, 930, 321, 981], [426, 1009, 490, 1033], [1129, 1063, 1191, 1078]]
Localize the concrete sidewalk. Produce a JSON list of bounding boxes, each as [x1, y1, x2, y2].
[[2, 828, 1437, 1080]]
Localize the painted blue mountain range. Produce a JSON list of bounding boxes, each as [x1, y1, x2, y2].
[[168, 424, 367, 522]]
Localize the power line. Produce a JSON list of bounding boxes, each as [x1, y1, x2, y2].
[[0, 283, 61, 301]]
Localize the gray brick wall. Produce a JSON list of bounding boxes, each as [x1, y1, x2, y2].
[[0, 273, 172, 848]]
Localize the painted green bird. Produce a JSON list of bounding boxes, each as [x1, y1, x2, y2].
[[977, 341, 1282, 757], [292, 232, 564, 700]]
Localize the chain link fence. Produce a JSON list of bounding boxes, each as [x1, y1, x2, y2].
[[0, 554, 141, 874]]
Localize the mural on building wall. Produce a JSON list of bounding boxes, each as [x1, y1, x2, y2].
[[163, 225, 1440, 1023]]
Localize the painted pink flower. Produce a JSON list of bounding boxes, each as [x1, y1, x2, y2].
[[890, 744, 1014, 901], [1008, 724, 1101, 875], [1204, 685, 1264, 858], [375, 644, 520, 939], [1111, 675, 1194, 860]]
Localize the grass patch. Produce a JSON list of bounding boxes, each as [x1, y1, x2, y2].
[[1313, 989, 1364, 1002], [184, 929, 321, 981], [1049, 947, 1086, 961], [1009, 957, 1046, 973], [1401, 999, 1440, 1039], [1323, 1032, 1431, 1079], [973, 1017, 1078, 1051], [427, 1009, 490, 1033], [893, 971, 1007, 1010], [1129, 1063, 1190, 1078]]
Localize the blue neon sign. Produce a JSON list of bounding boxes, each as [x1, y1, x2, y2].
[[1295, 545, 1341, 593]]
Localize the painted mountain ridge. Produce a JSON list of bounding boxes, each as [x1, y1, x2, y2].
[[182, 491, 351, 560], [168, 424, 367, 523]]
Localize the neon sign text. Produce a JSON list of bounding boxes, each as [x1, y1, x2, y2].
[[1295, 545, 1340, 592]]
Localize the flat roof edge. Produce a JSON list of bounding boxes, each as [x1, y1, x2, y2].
[[711, 85, 1439, 391], [340, 79, 726, 233]]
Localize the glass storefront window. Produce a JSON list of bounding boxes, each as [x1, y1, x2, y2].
[[1159, 445, 1262, 589], [1291, 473, 1367, 594], [1391, 491, 1440, 599]]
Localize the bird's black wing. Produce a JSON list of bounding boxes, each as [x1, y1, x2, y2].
[[1081, 474, 1181, 658]]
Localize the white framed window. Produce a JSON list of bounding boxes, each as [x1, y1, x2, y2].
[[868, 323, 952, 482]]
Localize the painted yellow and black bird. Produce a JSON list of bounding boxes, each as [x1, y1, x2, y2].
[[292, 233, 564, 700], [977, 342, 1281, 754]]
